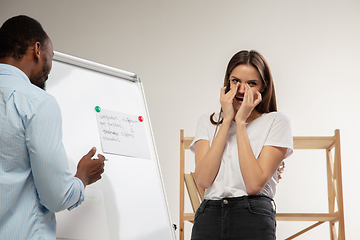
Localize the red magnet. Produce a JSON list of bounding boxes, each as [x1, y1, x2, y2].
[[138, 116, 144, 122]]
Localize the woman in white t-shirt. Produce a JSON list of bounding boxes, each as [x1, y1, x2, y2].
[[190, 50, 293, 240]]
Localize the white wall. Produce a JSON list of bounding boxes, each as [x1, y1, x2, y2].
[[1, 0, 359, 239]]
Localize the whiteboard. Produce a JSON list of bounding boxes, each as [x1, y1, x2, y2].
[[47, 51, 175, 240]]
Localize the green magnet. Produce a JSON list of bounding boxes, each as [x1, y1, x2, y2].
[[95, 106, 101, 113]]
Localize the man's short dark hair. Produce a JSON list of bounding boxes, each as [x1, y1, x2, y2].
[[0, 15, 48, 60]]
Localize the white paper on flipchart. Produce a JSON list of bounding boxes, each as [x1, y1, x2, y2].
[[95, 108, 151, 159]]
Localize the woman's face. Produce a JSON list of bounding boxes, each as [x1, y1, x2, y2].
[[228, 64, 264, 111]]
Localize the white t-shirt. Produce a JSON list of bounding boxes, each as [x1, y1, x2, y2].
[[190, 111, 293, 200]]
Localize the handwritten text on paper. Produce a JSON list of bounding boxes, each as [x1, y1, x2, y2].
[[96, 108, 150, 159]]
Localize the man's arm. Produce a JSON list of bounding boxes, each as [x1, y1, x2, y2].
[[26, 95, 105, 212]]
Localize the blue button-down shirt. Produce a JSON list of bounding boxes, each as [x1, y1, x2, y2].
[[0, 64, 84, 240]]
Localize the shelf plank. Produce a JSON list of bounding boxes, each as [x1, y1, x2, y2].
[[276, 212, 339, 222], [293, 137, 336, 149]]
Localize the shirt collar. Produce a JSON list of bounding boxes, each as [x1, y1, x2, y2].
[[0, 63, 31, 83]]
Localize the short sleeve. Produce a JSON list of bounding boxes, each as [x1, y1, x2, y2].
[[189, 114, 211, 153], [264, 112, 293, 159]]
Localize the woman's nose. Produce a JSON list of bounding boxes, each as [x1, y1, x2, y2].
[[238, 84, 245, 93]]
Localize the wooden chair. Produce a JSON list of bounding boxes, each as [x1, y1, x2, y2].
[[179, 129, 345, 240]]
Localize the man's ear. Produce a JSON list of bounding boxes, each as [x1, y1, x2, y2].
[[32, 42, 41, 62]]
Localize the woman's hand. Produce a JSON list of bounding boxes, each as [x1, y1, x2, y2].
[[220, 82, 238, 122], [235, 83, 262, 123], [195, 84, 238, 188]]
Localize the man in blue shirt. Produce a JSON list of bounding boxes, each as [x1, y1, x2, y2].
[[0, 15, 106, 239]]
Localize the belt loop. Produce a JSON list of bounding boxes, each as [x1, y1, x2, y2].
[[271, 198, 277, 212], [243, 196, 249, 209], [263, 195, 276, 212], [198, 199, 208, 213]]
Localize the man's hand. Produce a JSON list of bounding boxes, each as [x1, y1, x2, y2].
[[75, 147, 106, 187]]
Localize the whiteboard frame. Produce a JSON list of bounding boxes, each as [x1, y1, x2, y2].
[[53, 51, 175, 240], [54, 51, 138, 81]]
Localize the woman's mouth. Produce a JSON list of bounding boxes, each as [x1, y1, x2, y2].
[[235, 96, 243, 102]]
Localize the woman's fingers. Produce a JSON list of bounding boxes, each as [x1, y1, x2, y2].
[[254, 91, 262, 107], [220, 82, 238, 120], [235, 84, 262, 122], [220, 86, 226, 97], [244, 84, 261, 107], [244, 83, 254, 104]]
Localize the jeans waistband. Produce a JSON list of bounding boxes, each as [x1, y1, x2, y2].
[[198, 195, 275, 212]]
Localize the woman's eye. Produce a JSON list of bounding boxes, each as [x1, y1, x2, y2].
[[248, 82, 256, 86], [231, 79, 239, 83]]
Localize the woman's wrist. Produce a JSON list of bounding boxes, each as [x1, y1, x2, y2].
[[235, 119, 247, 126], [222, 116, 233, 125]]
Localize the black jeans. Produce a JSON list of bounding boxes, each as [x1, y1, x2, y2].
[[190, 195, 276, 240]]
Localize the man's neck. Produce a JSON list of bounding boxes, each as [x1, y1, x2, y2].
[[0, 56, 34, 79]]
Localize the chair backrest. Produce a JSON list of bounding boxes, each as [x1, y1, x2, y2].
[[179, 130, 199, 231], [179, 129, 345, 240], [184, 173, 203, 212]]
